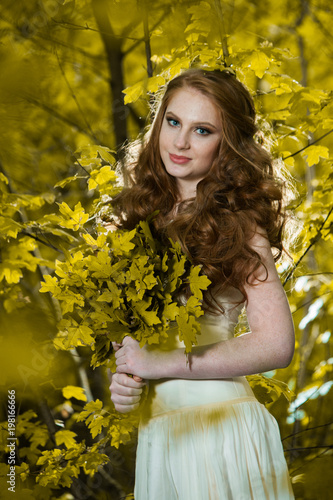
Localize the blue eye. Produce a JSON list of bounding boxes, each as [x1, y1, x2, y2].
[[196, 127, 210, 135], [167, 118, 179, 127]]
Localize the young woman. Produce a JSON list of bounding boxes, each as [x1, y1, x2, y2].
[[108, 69, 295, 499]]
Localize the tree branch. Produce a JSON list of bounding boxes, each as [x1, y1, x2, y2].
[[91, 0, 128, 149], [55, 51, 98, 142], [26, 96, 100, 143], [282, 421, 333, 442], [290, 447, 329, 472], [214, 0, 229, 62], [291, 291, 332, 315], [51, 18, 139, 42], [283, 205, 333, 286], [283, 128, 333, 160], [22, 230, 63, 253], [123, 7, 171, 57], [138, 0, 153, 78]]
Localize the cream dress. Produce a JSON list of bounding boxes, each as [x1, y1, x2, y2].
[[134, 290, 294, 500]]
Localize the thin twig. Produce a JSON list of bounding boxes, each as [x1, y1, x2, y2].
[[291, 291, 333, 315], [51, 17, 142, 42], [56, 50, 98, 142], [26, 97, 100, 143], [283, 128, 333, 159], [299, 272, 333, 277], [290, 448, 330, 472], [285, 445, 333, 451], [282, 421, 333, 442], [283, 205, 333, 286], [22, 231, 63, 253]]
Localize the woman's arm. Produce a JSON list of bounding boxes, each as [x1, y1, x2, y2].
[[115, 230, 295, 380]]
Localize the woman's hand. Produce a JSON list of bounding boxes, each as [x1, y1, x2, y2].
[[115, 336, 165, 380], [108, 342, 146, 413]]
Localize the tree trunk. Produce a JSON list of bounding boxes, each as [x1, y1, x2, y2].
[[91, 0, 128, 150]]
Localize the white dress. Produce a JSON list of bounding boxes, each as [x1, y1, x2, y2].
[[134, 290, 294, 500]]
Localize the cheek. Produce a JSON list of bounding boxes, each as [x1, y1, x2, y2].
[[159, 125, 172, 147], [202, 140, 220, 163], [158, 128, 166, 153], [159, 131, 169, 164]]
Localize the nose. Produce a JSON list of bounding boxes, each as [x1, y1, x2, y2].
[[174, 130, 190, 150]]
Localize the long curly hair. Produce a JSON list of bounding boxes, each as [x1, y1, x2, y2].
[[111, 69, 292, 311]]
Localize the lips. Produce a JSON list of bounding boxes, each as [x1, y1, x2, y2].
[[169, 153, 191, 164]]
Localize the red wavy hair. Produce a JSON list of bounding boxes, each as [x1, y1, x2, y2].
[[111, 69, 290, 311]]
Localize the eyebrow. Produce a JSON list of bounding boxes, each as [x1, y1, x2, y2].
[[165, 111, 219, 130]]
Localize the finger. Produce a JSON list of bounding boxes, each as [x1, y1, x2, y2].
[[111, 379, 143, 396], [122, 335, 137, 345], [111, 392, 142, 406], [113, 373, 145, 389], [116, 364, 132, 375], [133, 375, 143, 383], [113, 402, 140, 414], [112, 342, 122, 352], [115, 347, 126, 359], [115, 355, 126, 366]]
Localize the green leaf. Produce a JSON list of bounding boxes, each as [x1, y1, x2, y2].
[[163, 299, 179, 321], [189, 266, 211, 300], [247, 374, 295, 404], [187, 1, 211, 19], [110, 229, 137, 254], [77, 400, 110, 439], [0, 172, 9, 184], [134, 298, 161, 326], [147, 75, 166, 93], [139, 220, 156, 252], [0, 262, 23, 283], [62, 385, 87, 402], [55, 175, 87, 189], [88, 165, 117, 191], [176, 306, 200, 352], [245, 51, 271, 78], [77, 399, 103, 422], [55, 430, 78, 449], [123, 81, 145, 105], [302, 145, 329, 166], [96, 146, 116, 164], [64, 324, 95, 348], [0, 216, 22, 238], [58, 202, 89, 230], [78, 450, 109, 475]]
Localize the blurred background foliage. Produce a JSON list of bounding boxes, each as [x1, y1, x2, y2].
[[0, 0, 332, 498]]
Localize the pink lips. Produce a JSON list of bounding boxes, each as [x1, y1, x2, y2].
[[169, 153, 191, 164]]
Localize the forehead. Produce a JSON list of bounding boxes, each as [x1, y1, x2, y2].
[[166, 87, 220, 123]]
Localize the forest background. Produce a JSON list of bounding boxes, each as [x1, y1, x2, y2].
[[0, 0, 332, 499]]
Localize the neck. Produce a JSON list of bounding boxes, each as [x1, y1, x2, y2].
[[176, 180, 197, 202]]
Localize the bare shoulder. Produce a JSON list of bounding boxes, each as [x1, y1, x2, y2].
[[247, 226, 272, 253], [246, 227, 280, 285]]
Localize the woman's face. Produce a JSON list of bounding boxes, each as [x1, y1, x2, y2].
[[159, 87, 222, 199]]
